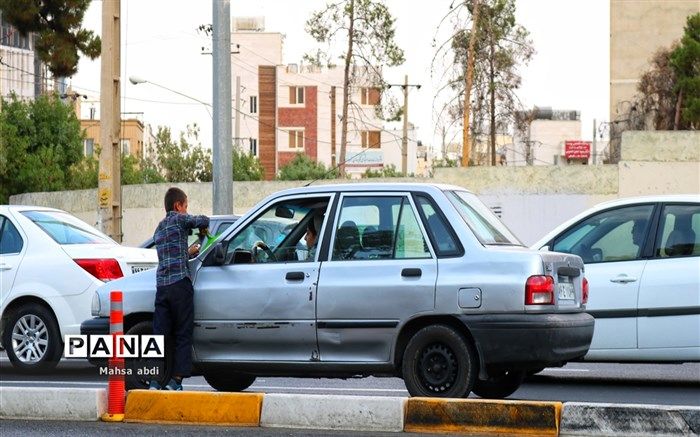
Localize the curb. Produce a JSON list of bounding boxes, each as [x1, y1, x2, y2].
[[0, 387, 107, 421], [560, 402, 700, 436], [405, 397, 561, 436], [123, 390, 263, 426], [261, 393, 406, 432]]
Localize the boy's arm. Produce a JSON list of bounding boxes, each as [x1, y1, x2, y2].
[[180, 214, 210, 230]]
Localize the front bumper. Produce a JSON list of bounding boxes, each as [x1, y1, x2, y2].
[[459, 312, 594, 369], [81, 317, 110, 336]]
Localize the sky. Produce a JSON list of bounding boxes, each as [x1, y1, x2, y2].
[[69, 0, 609, 152]]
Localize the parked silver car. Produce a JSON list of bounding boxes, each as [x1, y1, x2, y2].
[[82, 183, 593, 398]]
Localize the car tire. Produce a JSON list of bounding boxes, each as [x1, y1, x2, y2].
[[203, 372, 256, 392], [3, 303, 62, 373], [124, 320, 173, 390], [401, 324, 477, 398], [472, 369, 525, 399]]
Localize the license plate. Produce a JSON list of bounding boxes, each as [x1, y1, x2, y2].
[[131, 264, 155, 274], [557, 282, 575, 300]]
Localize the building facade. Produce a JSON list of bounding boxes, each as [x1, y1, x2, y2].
[[232, 18, 418, 180], [511, 108, 585, 166], [0, 12, 47, 101]]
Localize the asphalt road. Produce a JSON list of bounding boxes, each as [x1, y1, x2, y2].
[[1, 354, 699, 406]]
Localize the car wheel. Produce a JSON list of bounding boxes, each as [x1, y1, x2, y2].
[[3, 303, 62, 373], [472, 369, 525, 399], [401, 324, 477, 398], [124, 320, 173, 390], [203, 372, 256, 392]]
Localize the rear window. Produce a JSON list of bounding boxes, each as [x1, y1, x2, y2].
[[22, 211, 114, 245], [446, 191, 522, 245]]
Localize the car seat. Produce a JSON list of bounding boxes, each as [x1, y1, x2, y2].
[[665, 215, 696, 257], [333, 220, 361, 260]]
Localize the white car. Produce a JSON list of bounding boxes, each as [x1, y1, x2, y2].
[[0, 205, 157, 372], [532, 195, 700, 363]]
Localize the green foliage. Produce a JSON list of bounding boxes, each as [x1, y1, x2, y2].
[[0, 93, 83, 203], [152, 125, 212, 183], [362, 164, 404, 178], [232, 149, 264, 181], [0, 0, 100, 77], [277, 154, 338, 181], [67, 152, 165, 190], [670, 13, 700, 127]]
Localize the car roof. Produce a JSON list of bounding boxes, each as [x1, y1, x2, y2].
[[531, 194, 700, 249], [266, 182, 472, 198], [0, 205, 65, 213]]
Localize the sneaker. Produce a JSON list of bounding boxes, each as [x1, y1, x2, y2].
[[148, 380, 161, 390], [163, 378, 183, 391]]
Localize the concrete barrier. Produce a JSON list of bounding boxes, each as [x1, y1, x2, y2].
[[123, 390, 263, 426], [404, 397, 562, 435], [261, 393, 406, 432], [0, 387, 106, 421], [560, 402, 700, 436]]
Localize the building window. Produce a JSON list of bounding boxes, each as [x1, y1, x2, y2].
[[360, 87, 381, 105], [120, 139, 131, 155], [250, 96, 257, 114], [288, 130, 304, 149], [361, 130, 381, 148], [249, 138, 258, 155], [289, 86, 304, 104], [84, 138, 95, 157]]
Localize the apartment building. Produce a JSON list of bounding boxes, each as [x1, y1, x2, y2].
[[0, 12, 47, 101]]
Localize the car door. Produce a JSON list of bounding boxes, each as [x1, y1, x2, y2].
[[192, 194, 332, 362], [551, 204, 655, 356], [637, 202, 700, 359], [0, 215, 26, 309], [316, 193, 437, 362]]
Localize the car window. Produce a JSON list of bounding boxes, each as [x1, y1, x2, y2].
[[552, 204, 654, 263], [332, 195, 430, 261], [656, 204, 699, 258], [21, 210, 114, 245], [226, 197, 329, 263], [446, 191, 521, 245], [0, 216, 24, 254], [415, 195, 462, 257]]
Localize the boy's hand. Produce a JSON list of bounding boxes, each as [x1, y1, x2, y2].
[[188, 243, 201, 257]]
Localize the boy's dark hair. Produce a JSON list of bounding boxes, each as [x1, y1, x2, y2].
[[164, 187, 187, 212]]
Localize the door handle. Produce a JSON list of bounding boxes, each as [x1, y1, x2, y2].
[[610, 275, 637, 284], [0, 263, 11, 271], [401, 268, 422, 278], [285, 271, 305, 281]]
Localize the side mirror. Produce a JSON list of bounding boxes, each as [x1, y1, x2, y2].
[[275, 205, 294, 219], [213, 242, 227, 265]]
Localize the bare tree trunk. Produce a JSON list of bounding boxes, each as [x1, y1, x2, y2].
[[461, 0, 480, 167], [339, 0, 355, 177], [489, 37, 496, 166], [674, 89, 683, 130]]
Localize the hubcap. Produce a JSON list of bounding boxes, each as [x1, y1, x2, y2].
[[11, 314, 49, 364], [418, 343, 458, 393]]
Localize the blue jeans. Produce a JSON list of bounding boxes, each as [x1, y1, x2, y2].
[[153, 277, 194, 378]]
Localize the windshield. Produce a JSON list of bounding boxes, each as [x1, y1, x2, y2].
[[446, 191, 522, 245], [22, 210, 114, 245]]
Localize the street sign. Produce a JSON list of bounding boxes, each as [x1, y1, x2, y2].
[[565, 141, 591, 159]]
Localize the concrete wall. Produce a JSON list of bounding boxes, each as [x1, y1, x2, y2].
[[10, 131, 699, 247]]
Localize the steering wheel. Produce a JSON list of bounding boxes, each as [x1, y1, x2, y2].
[[252, 241, 277, 262]]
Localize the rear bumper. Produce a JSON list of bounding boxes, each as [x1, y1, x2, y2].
[[80, 317, 110, 336], [459, 312, 594, 369]]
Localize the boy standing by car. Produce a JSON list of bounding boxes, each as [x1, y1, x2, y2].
[[150, 187, 209, 391]]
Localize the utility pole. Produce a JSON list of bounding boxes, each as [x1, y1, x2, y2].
[[461, 0, 480, 167], [330, 86, 337, 168], [234, 75, 241, 151], [98, 0, 122, 242], [388, 76, 420, 175], [591, 118, 597, 165], [212, 0, 233, 214]]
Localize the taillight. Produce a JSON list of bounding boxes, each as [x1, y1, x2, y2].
[[525, 275, 554, 305], [582, 277, 589, 304], [75, 259, 124, 282]]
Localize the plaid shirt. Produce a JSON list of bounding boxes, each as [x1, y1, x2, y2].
[[154, 211, 209, 287]]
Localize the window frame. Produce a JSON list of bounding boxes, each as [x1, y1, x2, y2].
[[288, 129, 304, 149], [289, 86, 305, 105], [651, 202, 700, 259], [412, 193, 464, 258], [250, 95, 258, 114], [0, 215, 25, 255]]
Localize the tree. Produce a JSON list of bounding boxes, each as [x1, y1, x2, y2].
[[0, 93, 83, 203], [232, 149, 264, 181], [362, 164, 404, 178], [434, 0, 534, 165], [67, 152, 165, 190], [277, 154, 338, 181], [152, 125, 212, 183], [306, 0, 405, 176], [670, 13, 700, 128], [0, 0, 100, 77]]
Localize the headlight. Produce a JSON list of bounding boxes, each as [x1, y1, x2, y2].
[[91, 291, 101, 316]]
